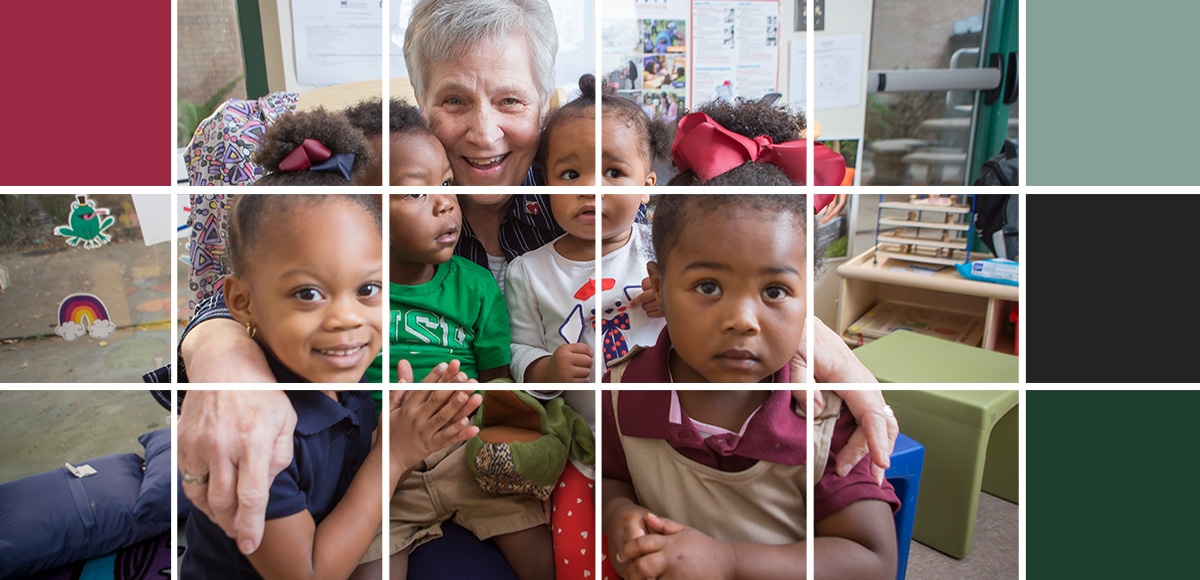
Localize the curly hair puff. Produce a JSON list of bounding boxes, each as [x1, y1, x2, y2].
[[253, 108, 376, 186], [343, 97, 429, 136], [341, 98, 433, 185]]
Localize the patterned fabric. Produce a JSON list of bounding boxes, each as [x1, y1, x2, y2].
[[472, 442, 554, 501], [184, 92, 298, 186], [187, 194, 234, 314], [600, 312, 631, 364], [552, 462, 594, 580], [16, 533, 172, 580]]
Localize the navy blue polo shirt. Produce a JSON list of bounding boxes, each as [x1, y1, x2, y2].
[[180, 390, 377, 579]]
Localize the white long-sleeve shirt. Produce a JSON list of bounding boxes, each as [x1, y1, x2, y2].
[[506, 223, 664, 383]]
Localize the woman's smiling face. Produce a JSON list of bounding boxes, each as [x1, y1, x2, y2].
[[421, 32, 546, 187], [227, 200, 383, 383]]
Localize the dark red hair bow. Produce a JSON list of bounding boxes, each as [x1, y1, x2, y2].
[[671, 112, 846, 186], [278, 138, 355, 181]]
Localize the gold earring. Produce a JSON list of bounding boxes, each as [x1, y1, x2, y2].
[[246, 322, 257, 338]]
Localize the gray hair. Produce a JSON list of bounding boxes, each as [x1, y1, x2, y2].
[[404, 0, 558, 107]]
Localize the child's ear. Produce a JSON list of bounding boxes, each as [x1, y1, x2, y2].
[[643, 173, 657, 188], [223, 274, 254, 327]]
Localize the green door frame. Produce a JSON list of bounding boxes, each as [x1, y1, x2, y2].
[[969, 0, 1018, 182], [236, 0, 270, 99]]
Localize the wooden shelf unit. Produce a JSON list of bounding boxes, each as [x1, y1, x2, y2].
[[836, 247, 1019, 354], [874, 195, 978, 267]]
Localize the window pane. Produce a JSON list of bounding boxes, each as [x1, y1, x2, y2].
[[0, 195, 172, 383], [178, 0, 250, 148], [861, 0, 1018, 186]]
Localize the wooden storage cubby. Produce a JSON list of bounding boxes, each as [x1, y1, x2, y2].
[[874, 196, 978, 267], [836, 246, 1018, 355]]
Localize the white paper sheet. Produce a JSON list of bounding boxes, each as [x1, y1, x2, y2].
[[131, 194, 172, 247], [789, 38, 806, 111], [293, 0, 383, 86], [814, 33, 862, 110]]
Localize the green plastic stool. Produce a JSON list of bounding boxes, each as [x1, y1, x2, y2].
[[883, 390, 1018, 559], [852, 331, 1018, 383]]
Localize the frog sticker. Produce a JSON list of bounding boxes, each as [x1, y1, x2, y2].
[[54, 195, 114, 249]]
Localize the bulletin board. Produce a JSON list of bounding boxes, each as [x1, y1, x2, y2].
[[601, 0, 780, 122]]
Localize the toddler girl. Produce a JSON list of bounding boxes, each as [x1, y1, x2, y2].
[[536, 73, 671, 186], [221, 194, 383, 383], [601, 194, 899, 579], [603, 194, 806, 383], [511, 78, 670, 383]]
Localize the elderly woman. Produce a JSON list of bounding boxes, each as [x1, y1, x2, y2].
[[404, 0, 557, 187]]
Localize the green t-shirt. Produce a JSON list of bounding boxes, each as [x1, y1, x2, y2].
[[389, 255, 511, 381]]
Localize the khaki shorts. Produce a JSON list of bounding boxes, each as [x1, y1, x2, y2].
[[362, 442, 545, 561]]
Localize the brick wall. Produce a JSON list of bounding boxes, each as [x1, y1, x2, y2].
[[869, 0, 985, 70], [178, 0, 249, 106]]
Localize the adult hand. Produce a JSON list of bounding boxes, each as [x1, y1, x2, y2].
[[180, 319, 276, 382], [628, 276, 663, 319], [810, 317, 877, 383], [178, 390, 296, 555], [833, 390, 900, 484], [789, 389, 825, 416]]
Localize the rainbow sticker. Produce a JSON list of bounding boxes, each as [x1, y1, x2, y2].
[[55, 293, 116, 341]]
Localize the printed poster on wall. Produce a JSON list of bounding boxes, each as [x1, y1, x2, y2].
[[602, 0, 691, 125], [691, 0, 780, 106], [293, 0, 383, 85]]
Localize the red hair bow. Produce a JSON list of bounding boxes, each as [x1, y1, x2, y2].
[[671, 112, 846, 186], [278, 138, 355, 181], [279, 138, 332, 171]]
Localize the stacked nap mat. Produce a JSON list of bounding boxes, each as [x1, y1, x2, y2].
[[0, 428, 172, 579]]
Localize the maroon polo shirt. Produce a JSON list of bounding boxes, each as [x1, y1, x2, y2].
[[602, 327, 792, 383], [602, 390, 899, 524], [603, 390, 803, 481], [815, 404, 901, 520]]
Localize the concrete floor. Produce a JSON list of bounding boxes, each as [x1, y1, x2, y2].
[[904, 492, 1019, 579], [0, 390, 169, 484]]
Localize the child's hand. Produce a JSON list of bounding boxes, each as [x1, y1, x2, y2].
[[628, 276, 663, 319], [396, 359, 477, 384], [389, 390, 482, 474], [605, 502, 653, 576], [548, 343, 593, 382], [623, 513, 736, 580]]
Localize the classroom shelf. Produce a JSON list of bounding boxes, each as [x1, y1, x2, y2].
[[836, 246, 1018, 354]]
